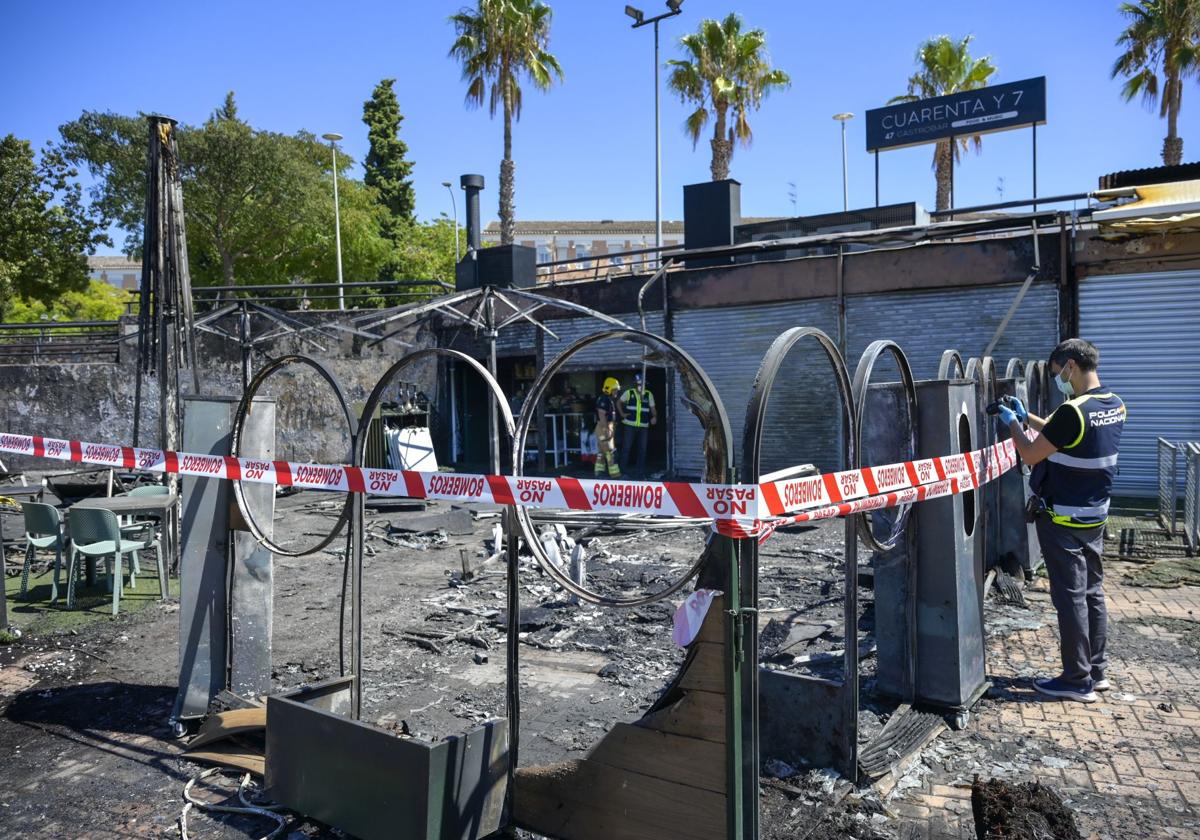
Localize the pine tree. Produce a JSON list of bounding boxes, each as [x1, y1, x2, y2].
[[362, 79, 416, 230], [217, 91, 238, 121]]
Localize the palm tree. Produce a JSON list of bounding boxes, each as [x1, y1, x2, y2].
[[890, 35, 996, 212], [449, 0, 563, 245], [666, 13, 791, 182], [1112, 0, 1200, 166]]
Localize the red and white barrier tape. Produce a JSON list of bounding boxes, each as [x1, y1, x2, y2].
[[0, 431, 1019, 540], [747, 437, 1018, 542]]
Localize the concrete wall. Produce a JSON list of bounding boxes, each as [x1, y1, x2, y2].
[[0, 311, 434, 473]]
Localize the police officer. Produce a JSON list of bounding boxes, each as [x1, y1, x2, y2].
[[594, 376, 622, 479], [999, 338, 1125, 704], [618, 373, 657, 478]]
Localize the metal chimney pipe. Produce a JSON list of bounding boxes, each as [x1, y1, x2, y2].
[[460, 174, 485, 254]]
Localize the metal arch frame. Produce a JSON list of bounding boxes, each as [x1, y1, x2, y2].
[[964, 356, 998, 402], [1027, 359, 1049, 418], [511, 327, 734, 608], [1004, 358, 1025, 380], [965, 356, 999, 456], [851, 341, 919, 553], [965, 356, 1001, 572], [231, 354, 357, 557], [938, 349, 966, 380], [511, 327, 752, 840], [351, 348, 516, 723], [1024, 360, 1041, 417], [965, 355, 1000, 452], [1022, 357, 1041, 417], [741, 327, 858, 785]]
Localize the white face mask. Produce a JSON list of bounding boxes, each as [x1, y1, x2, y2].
[[1054, 364, 1075, 397]]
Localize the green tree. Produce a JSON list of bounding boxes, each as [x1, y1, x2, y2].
[[363, 78, 416, 228], [5, 280, 131, 323], [391, 217, 460, 284], [1113, 0, 1200, 166], [55, 94, 391, 300], [449, 0, 564, 244], [889, 35, 997, 212], [666, 13, 791, 182], [0, 135, 109, 320]]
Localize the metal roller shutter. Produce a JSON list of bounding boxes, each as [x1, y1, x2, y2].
[[1079, 270, 1200, 497], [494, 322, 536, 356], [668, 282, 1057, 479], [844, 281, 1059, 380], [670, 300, 839, 479], [542, 312, 665, 370]]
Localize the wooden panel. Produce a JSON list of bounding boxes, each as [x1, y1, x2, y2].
[[679, 641, 724, 694], [588, 723, 725, 794], [691, 596, 726, 645], [513, 789, 678, 840], [188, 708, 266, 750], [514, 759, 726, 840], [636, 689, 725, 744], [185, 744, 266, 777]]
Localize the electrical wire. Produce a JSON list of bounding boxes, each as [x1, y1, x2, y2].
[[179, 768, 287, 840]]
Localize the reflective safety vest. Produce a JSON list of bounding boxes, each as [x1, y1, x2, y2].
[[1042, 390, 1125, 528], [621, 388, 655, 428]]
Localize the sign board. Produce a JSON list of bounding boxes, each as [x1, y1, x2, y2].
[[866, 76, 1046, 152]]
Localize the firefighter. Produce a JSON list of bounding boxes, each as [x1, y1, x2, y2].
[[619, 373, 657, 478], [999, 338, 1125, 703], [594, 376, 622, 479]]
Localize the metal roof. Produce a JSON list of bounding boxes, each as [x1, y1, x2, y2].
[[1098, 161, 1200, 190]]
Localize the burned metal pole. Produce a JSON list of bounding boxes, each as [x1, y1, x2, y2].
[[239, 302, 252, 391], [140, 115, 198, 490], [486, 292, 500, 476]]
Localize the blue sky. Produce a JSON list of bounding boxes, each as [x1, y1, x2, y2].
[[2, 0, 1182, 254]]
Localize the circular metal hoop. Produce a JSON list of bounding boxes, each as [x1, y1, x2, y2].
[[938, 349, 965, 380], [512, 328, 733, 608], [965, 356, 999, 432], [851, 340, 919, 552], [1025, 360, 1045, 417], [231, 354, 356, 557], [965, 356, 1000, 566], [350, 347, 514, 718], [354, 348, 516, 469], [741, 327, 854, 485], [1004, 358, 1025, 380]]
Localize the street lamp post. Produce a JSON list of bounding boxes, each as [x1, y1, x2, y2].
[[442, 180, 460, 262], [322, 132, 346, 310], [626, 1, 683, 266], [832, 113, 853, 213]]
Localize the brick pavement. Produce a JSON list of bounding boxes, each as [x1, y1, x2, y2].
[[895, 559, 1200, 839]]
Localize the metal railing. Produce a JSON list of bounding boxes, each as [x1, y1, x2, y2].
[[190, 279, 452, 311], [0, 320, 123, 363], [530, 211, 1085, 286], [1158, 437, 1180, 534], [1184, 442, 1200, 556], [535, 244, 685, 284]]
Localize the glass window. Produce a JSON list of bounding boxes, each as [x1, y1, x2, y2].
[[537, 245, 553, 263]]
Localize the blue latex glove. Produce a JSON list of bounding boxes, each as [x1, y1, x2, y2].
[[1003, 394, 1027, 421], [997, 402, 1018, 426]]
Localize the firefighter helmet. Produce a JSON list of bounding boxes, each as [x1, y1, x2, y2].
[[602, 377, 620, 395]]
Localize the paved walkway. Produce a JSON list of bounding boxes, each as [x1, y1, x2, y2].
[[895, 559, 1200, 839]]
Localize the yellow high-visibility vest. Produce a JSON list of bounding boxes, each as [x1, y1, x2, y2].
[[621, 388, 655, 428]]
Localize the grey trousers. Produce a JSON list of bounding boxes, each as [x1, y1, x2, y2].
[[1034, 516, 1108, 685]]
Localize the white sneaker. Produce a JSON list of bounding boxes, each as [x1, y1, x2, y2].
[[1093, 678, 1111, 692]]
